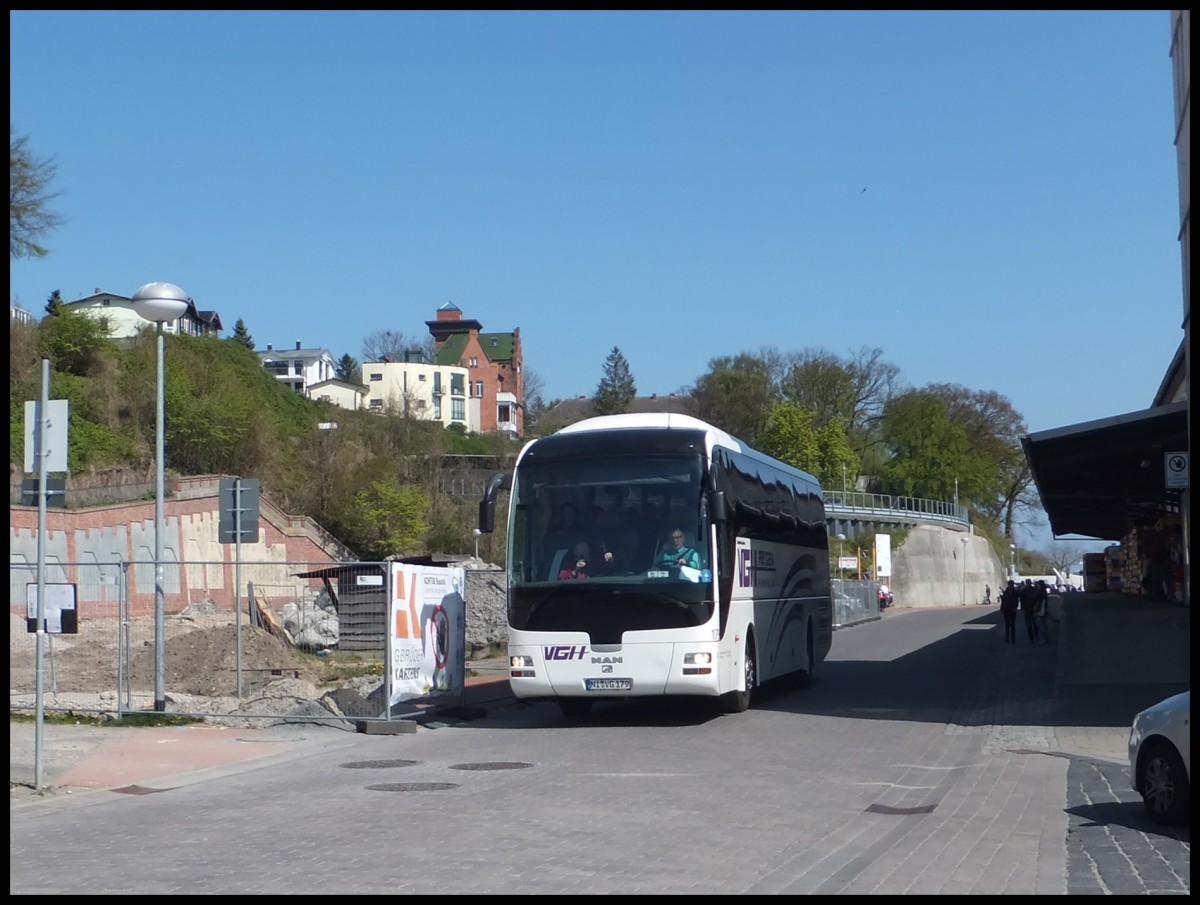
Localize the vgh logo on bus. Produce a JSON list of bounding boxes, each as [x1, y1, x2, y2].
[[738, 548, 776, 587], [544, 645, 586, 661]]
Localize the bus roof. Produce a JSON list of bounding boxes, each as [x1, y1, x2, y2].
[[556, 412, 742, 450]]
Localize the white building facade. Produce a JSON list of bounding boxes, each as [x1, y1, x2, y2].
[[259, 341, 337, 395], [361, 359, 478, 432]]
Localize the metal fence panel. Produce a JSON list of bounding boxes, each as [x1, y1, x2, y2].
[[9, 560, 476, 724]]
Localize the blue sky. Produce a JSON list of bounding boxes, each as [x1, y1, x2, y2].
[[10, 11, 1183, 553]]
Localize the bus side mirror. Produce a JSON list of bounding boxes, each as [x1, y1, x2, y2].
[[478, 472, 512, 534], [710, 490, 728, 524]]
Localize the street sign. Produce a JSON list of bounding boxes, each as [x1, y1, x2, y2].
[[1164, 452, 1188, 489], [21, 477, 66, 508], [218, 478, 261, 543], [26, 582, 78, 634], [24, 399, 69, 473]]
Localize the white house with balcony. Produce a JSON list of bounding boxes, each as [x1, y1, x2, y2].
[[62, 289, 223, 338], [361, 354, 478, 432], [258, 341, 337, 395]]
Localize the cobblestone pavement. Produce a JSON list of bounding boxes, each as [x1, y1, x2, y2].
[[989, 626, 1190, 895]]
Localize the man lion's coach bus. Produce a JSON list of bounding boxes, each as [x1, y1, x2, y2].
[[478, 413, 832, 717]]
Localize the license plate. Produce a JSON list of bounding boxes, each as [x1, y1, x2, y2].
[[584, 677, 632, 691]]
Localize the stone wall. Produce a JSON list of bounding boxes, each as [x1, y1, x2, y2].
[[889, 525, 1006, 608]]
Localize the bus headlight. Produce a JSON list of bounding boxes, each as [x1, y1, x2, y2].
[[510, 654, 536, 678], [682, 651, 713, 675]]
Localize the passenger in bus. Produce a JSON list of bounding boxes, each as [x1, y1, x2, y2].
[[559, 541, 600, 580], [657, 529, 700, 570]]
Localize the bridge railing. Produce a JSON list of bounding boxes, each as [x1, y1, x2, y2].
[[824, 490, 968, 529]]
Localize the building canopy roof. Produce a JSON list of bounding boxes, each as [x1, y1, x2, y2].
[[1021, 400, 1188, 540]]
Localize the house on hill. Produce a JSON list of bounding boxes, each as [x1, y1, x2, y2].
[[63, 289, 223, 339], [427, 302, 523, 437]]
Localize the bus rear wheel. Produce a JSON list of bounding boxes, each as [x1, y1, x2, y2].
[[794, 623, 815, 689], [721, 638, 756, 713]]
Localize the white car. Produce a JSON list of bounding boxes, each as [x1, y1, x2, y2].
[[1128, 690, 1190, 825]]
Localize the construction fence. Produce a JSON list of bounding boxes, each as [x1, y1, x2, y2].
[[9, 559, 507, 724]]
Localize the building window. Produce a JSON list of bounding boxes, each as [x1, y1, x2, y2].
[[293, 359, 303, 371], [433, 398, 442, 419], [475, 380, 484, 398], [469, 357, 478, 368], [369, 399, 383, 410], [369, 372, 383, 381], [451, 399, 466, 421], [498, 403, 512, 423], [450, 374, 465, 396], [418, 373, 426, 381]]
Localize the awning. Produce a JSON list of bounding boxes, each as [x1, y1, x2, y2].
[[1021, 400, 1189, 541]]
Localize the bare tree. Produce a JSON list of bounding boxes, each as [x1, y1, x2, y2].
[[10, 126, 65, 260], [361, 329, 435, 363]]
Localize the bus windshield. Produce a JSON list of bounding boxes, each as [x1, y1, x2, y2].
[[506, 453, 713, 634]]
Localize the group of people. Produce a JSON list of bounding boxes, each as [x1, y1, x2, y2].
[[557, 519, 700, 580], [997, 578, 1050, 644]]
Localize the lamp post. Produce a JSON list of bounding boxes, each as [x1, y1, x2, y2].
[[960, 535, 970, 606], [472, 527, 482, 561], [1009, 543, 1017, 581], [132, 282, 190, 712], [836, 533, 846, 579]]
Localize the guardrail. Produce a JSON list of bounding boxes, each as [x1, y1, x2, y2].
[[824, 491, 968, 531]]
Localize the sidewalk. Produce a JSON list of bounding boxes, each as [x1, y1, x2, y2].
[[10, 663, 516, 803]]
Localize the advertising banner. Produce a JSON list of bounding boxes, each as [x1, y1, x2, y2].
[[388, 564, 465, 705], [875, 534, 892, 578]]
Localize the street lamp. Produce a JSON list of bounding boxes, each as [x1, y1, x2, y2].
[[836, 533, 846, 579], [472, 527, 482, 561], [960, 535, 970, 606], [1009, 543, 1017, 581], [132, 282, 190, 712]]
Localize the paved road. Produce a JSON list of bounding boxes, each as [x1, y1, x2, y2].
[[10, 608, 1189, 895]]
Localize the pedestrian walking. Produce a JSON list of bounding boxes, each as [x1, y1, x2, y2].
[[1019, 579, 1039, 643], [999, 579, 1020, 644], [1034, 579, 1050, 645]]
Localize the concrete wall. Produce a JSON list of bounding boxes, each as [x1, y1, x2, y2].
[[890, 525, 1006, 608]]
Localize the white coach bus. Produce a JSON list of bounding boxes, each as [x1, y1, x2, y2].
[[478, 413, 833, 718]]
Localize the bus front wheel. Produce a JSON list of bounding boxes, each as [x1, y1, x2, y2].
[[721, 638, 756, 713]]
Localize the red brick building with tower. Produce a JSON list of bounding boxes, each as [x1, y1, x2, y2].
[[427, 302, 524, 437]]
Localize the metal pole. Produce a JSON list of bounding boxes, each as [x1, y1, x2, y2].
[[235, 477, 243, 699], [154, 323, 167, 712], [960, 536, 968, 606], [34, 358, 50, 791]]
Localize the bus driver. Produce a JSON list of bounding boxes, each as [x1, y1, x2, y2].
[[657, 529, 700, 570]]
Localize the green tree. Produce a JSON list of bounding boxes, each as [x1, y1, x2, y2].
[[779, 346, 901, 456], [44, 289, 65, 316], [878, 391, 981, 500], [230, 319, 255, 350], [689, 351, 781, 444], [593, 347, 636, 415], [758, 402, 858, 490], [349, 479, 430, 559], [10, 126, 65, 260], [335, 353, 362, 383], [36, 305, 114, 376]]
